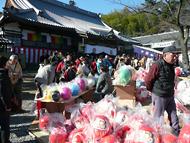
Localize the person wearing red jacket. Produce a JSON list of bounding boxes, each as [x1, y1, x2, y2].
[[145, 45, 180, 136]]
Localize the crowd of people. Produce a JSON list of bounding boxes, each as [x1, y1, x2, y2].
[[0, 54, 23, 143], [33, 46, 181, 137], [34, 51, 155, 101], [0, 45, 183, 142]]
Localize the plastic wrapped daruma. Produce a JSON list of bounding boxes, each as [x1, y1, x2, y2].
[[124, 124, 160, 143], [100, 134, 120, 143], [39, 114, 49, 131], [49, 127, 67, 143], [178, 124, 190, 143], [161, 133, 177, 143], [91, 115, 112, 140], [69, 128, 86, 143]]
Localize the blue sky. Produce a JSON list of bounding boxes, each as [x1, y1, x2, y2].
[[0, 0, 144, 14]]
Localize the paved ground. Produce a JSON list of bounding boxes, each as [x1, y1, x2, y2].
[[10, 72, 38, 143]]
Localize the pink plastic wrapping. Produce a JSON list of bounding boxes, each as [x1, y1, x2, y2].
[[178, 123, 190, 143], [49, 127, 67, 143], [91, 115, 112, 140], [39, 113, 50, 131]]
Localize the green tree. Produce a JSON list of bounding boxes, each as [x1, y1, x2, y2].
[[103, 0, 190, 70], [142, 0, 190, 70]]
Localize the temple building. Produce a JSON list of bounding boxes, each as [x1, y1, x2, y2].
[[0, 0, 138, 64]]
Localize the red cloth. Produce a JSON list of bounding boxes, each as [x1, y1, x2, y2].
[[144, 63, 159, 91], [37, 100, 42, 119], [75, 59, 81, 68], [90, 61, 97, 73], [56, 61, 65, 73]]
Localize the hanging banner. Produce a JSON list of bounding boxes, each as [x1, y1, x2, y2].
[[85, 44, 117, 55], [133, 45, 162, 59]]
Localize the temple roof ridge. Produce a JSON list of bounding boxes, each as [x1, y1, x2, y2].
[[40, 0, 99, 18]]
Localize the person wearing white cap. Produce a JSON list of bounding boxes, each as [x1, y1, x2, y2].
[[6, 54, 23, 112]]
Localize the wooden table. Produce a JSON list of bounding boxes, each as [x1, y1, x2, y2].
[[37, 88, 95, 118]]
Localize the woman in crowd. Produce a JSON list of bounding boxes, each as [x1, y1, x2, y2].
[[0, 56, 12, 143], [6, 54, 23, 112]]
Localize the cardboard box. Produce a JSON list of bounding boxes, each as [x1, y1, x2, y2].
[[114, 80, 136, 108]]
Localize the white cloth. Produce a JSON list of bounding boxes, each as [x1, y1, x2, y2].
[[35, 64, 55, 85]]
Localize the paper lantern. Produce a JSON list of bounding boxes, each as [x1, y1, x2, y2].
[[70, 83, 80, 96], [60, 87, 72, 100]]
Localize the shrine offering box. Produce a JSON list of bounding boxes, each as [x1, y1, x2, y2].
[[114, 80, 136, 108]]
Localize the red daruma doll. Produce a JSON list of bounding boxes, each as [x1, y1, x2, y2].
[[91, 115, 112, 140], [178, 124, 190, 143], [100, 134, 120, 143], [49, 127, 67, 143], [175, 67, 182, 76], [39, 114, 49, 131]]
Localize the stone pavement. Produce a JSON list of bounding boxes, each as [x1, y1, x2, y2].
[[10, 72, 38, 143]]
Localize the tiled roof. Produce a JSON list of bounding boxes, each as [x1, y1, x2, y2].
[[2, 0, 136, 43], [133, 31, 179, 45], [5, 0, 110, 36], [0, 35, 13, 44]]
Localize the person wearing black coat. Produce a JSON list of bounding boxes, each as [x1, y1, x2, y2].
[[0, 56, 12, 143], [93, 65, 114, 102]]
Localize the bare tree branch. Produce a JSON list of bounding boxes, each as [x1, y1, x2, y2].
[[104, 0, 138, 13], [164, 0, 174, 16], [184, 26, 189, 46], [177, 0, 182, 26], [139, 9, 159, 16]]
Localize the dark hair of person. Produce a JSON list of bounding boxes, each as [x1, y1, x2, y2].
[[100, 65, 108, 72], [0, 56, 8, 68]]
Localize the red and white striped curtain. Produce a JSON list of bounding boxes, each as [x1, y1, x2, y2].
[[12, 47, 53, 64]]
